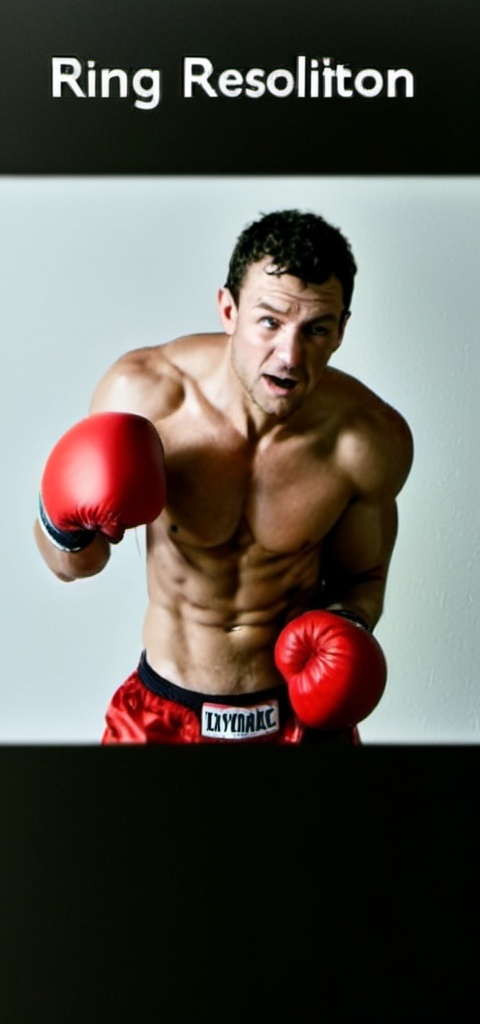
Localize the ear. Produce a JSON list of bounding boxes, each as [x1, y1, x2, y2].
[[336, 309, 351, 347], [217, 287, 238, 336]]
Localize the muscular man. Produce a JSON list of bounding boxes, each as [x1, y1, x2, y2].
[[35, 210, 413, 744]]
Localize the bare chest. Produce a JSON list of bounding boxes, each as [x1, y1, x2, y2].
[[154, 412, 352, 553]]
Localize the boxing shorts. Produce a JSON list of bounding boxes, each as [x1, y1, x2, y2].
[[102, 652, 360, 745]]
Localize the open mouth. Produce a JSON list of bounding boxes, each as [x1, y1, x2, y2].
[[263, 374, 299, 392]]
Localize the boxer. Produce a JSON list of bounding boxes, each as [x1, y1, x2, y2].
[[35, 209, 413, 744]]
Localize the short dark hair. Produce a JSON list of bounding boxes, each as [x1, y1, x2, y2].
[[225, 209, 357, 311]]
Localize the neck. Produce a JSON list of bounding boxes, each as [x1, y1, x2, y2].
[[218, 345, 288, 441]]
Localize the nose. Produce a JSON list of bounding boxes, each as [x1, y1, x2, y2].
[[275, 326, 303, 368]]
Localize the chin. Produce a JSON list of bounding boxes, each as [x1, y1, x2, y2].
[[254, 394, 302, 419]]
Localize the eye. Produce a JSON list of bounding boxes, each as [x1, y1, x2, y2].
[[260, 316, 280, 329], [306, 323, 329, 337]]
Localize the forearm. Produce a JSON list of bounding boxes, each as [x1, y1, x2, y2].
[[321, 570, 387, 631], [34, 519, 111, 582]]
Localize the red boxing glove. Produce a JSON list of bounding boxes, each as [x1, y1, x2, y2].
[[274, 610, 387, 729], [39, 412, 166, 551]]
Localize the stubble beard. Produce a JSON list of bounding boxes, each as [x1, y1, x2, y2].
[[231, 348, 305, 421]]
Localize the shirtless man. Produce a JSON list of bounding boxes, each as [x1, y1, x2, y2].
[[35, 209, 413, 744]]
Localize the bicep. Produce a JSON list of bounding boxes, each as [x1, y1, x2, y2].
[[325, 407, 413, 579], [322, 497, 399, 581]]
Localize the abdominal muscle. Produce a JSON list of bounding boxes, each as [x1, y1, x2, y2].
[[142, 522, 321, 695]]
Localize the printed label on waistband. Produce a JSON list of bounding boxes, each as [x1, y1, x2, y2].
[[201, 700, 280, 740]]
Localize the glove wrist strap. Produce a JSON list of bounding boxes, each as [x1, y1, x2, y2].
[[38, 495, 95, 553], [330, 609, 373, 633]]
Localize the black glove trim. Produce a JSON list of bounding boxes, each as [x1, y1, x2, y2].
[[38, 495, 95, 553], [331, 609, 373, 633]]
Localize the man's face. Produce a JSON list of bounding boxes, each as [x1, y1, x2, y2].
[[218, 257, 349, 419]]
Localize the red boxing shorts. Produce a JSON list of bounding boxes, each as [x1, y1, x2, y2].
[[102, 652, 360, 745]]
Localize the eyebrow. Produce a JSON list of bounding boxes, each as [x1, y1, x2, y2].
[[253, 301, 337, 322]]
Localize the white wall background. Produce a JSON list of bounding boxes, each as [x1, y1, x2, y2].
[[1, 175, 478, 743]]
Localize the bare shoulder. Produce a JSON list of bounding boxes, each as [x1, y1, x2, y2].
[[330, 370, 414, 499], [90, 333, 224, 420]]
